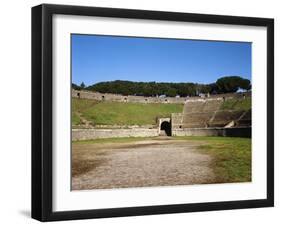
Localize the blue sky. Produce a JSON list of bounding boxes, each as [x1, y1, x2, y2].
[[72, 34, 251, 86]]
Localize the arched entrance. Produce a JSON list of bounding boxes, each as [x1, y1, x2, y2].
[[160, 121, 171, 136]]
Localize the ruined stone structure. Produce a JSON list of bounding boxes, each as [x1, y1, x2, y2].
[[172, 98, 251, 133], [72, 89, 251, 140], [72, 89, 250, 104], [72, 128, 158, 141], [171, 95, 251, 137], [158, 118, 171, 136], [171, 127, 251, 138]]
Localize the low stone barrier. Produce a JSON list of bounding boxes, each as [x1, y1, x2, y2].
[[72, 128, 159, 141], [72, 89, 251, 104], [72, 127, 251, 141], [172, 127, 251, 138]]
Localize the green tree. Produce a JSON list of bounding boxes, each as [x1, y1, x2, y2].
[[216, 76, 251, 93], [165, 88, 177, 97], [80, 82, 86, 89], [239, 78, 251, 91], [85, 77, 251, 96], [72, 83, 81, 90]]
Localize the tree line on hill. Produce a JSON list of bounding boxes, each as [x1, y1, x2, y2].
[[72, 76, 251, 97]]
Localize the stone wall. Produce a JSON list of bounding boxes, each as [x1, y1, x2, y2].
[[72, 90, 185, 104], [172, 127, 251, 138], [72, 128, 158, 141], [72, 89, 250, 104], [72, 126, 251, 140], [171, 113, 184, 130]]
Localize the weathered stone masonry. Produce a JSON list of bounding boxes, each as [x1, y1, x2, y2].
[[72, 89, 250, 104], [72, 128, 158, 141], [72, 89, 251, 140]]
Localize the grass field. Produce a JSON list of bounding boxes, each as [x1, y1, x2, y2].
[[220, 97, 251, 111], [72, 136, 154, 144], [174, 136, 251, 183], [73, 136, 251, 183], [72, 98, 183, 126]]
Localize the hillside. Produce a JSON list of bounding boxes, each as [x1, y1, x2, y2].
[[72, 96, 251, 127], [73, 76, 251, 97], [220, 97, 251, 111], [72, 98, 183, 126]]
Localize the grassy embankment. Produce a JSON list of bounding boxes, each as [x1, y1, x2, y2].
[[220, 97, 251, 111], [72, 96, 251, 126], [73, 136, 251, 183], [72, 98, 183, 126]]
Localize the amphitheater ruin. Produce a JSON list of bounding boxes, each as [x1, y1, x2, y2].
[[72, 89, 251, 140]]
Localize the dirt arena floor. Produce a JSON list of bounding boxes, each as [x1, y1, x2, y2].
[[72, 137, 215, 190]]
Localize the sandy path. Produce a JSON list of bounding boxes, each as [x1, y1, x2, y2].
[[72, 139, 215, 190]]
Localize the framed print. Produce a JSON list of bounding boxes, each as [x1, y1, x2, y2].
[[31, 4, 274, 221]]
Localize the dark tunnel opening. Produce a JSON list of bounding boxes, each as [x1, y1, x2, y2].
[[160, 121, 171, 136]]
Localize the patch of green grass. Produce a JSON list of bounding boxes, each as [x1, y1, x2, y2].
[[72, 98, 99, 112], [72, 136, 155, 144], [72, 112, 81, 126], [220, 97, 251, 111], [177, 136, 251, 183], [72, 98, 183, 126], [72, 98, 99, 126]]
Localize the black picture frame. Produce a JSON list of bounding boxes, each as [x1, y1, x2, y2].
[[32, 4, 274, 222]]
